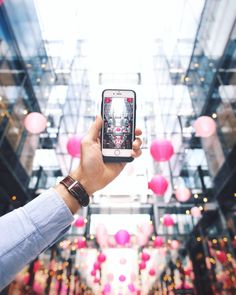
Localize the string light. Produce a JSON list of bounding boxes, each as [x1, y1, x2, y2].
[[194, 194, 198, 199], [196, 237, 201, 242], [212, 113, 217, 119], [212, 239, 217, 244], [203, 197, 208, 203], [209, 258, 216, 264], [11, 195, 17, 201]]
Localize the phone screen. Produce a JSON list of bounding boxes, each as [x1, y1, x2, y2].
[[102, 96, 134, 149]]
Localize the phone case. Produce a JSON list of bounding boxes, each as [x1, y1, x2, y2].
[[101, 89, 136, 163]]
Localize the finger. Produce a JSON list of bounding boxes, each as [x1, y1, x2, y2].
[[132, 137, 142, 150], [131, 148, 142, 158], [88, 115, 103, 140], [135, 128, 142, 136]]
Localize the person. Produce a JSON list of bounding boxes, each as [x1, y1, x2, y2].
[[0, 115, 142, 290]]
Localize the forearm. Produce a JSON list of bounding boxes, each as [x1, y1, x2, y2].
[[0, 188, 73, 290]]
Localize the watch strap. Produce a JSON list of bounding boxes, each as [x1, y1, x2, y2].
[[60, 175, 90, 207]]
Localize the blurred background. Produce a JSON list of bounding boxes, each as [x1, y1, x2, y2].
[[0, 0, 236, 294]]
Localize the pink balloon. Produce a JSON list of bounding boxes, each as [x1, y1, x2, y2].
[[175, 187, 191, 202], [77, 237, 86, 249], [148, 175, 168, 196], [93, 261, 101, 270], [128, 283, 136, 292], [153, 236, 164, 248], [103, 283, 111, 293], [74, 216, 85, 227], [139, 261, 146, 270], [66, 136, 82, 157], [191, 206, 201, 217], [24, 112, 47, 134], [150, 139, 174, 161], [194, 116, 216, 138], [119, 275, 126, 282], [91, 269, 96, 276], [149, 269, 156, 276], [97, 253, 106, 263], [163, 214, 174, 227], [0, 0, 4, 5], [171, 240, 179, 249], [141, 252, 150, 262], [114, 230, 130, 246]]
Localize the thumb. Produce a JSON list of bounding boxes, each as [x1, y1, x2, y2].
[[88, 115, 103, 140]]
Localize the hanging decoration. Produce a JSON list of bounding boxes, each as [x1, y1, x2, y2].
[[139, 261, 146, 270], [163, 214, 174, 227], [175, 187, 191, 202], [141, 252, 150, 262], [103, 283, 111, 293], [90, 269, 96, 276], [77, 237, 86, 249], [66, 135, 82, 158], [114, 229, 130, 246], [119, 275, 126, 282], [128, 283, 136, 292], [74, 216, 85, 227], [149, 268, 156, 276], [97, 252, 106, 263], [194, 116, 216, 137], [150, 139, 174, 162], [148, 174, 169, 196], [24, 112, 47, 134], [171, 240, 180, 249], [190, 206, 201, 217], [153, 236, 164, 248]]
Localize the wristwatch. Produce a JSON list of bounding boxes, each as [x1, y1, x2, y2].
[[60, 175, 90, 207]]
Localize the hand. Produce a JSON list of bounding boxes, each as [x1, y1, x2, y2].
[[70, 115, 142, 195]]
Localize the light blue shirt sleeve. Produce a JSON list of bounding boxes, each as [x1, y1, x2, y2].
[[0, 188, 74, 290]]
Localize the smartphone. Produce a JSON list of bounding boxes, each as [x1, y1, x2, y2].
[[101, 89, 136, 162]]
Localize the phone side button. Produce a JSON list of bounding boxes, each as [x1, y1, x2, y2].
[[114, 149, 120, 155]]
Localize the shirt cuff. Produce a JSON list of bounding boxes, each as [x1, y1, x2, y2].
[[23, 188, 74, 245]]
